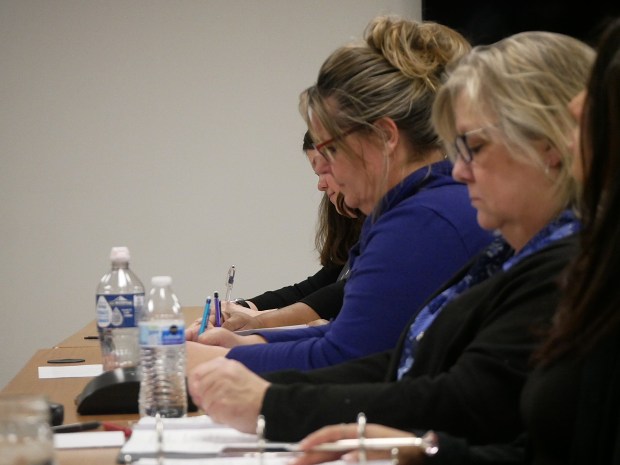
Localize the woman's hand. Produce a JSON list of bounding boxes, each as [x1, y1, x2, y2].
[[222, 312, 262, 331], [292, 423, 426, 465], [188, 358, 270, 434], [221, 300, 262, 320], [196, 327, 267, 348], [185, 301, 265, 340], [186, 316, 209, 342]]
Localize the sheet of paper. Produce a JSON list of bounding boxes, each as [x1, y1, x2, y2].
[[38, 364, 103, 378], [133, 458, 296, 465], [133, 457, 299, 465], [235, 324, 309, 336], [133, 414, 221, 430], [121, 428, 258, 455], [54, 431, 125, 449], [133, 459, 390, 465]]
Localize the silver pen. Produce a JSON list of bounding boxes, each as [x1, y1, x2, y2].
[[225, 265, 236, 301]]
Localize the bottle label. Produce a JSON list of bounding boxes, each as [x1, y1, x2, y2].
[[96, 293, 145, 329], [139, 321, 185, 346]]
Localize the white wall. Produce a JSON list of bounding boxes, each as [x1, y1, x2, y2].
[[0, 1, 421, 388]]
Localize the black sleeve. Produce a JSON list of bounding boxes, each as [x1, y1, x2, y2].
[[261, 310, 535, 443], [260, 240, 574, 443], [299, 280, 345, 320], [423, 433, 526, 465], [247, 265, 343, 310], [262, 350, 393, 384]]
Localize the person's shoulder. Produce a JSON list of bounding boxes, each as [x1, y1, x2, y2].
[[517, 235, 579, 269], [495, 235, 579, 288], [395, 180, 475, 226]]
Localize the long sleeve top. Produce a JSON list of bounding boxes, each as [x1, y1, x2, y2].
[[225, 161, 493, 373], [259, 236, 578, 444], [248, 266, 345, 320], [407, 317, 620, 465]]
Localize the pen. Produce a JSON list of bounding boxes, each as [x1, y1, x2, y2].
[[225, 265, 236, 301], [198, 296, 212, 335], [214, 291, 222, 327], [52, 421, 101, 433]]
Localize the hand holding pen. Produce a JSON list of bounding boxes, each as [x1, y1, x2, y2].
[[197, 265, 234, 332]]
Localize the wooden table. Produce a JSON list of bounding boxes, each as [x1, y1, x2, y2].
[[1, 306, 203, 465]]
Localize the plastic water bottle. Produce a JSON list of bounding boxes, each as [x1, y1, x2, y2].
[[138, 276, 187, 418], [96, 246, 144, 371]]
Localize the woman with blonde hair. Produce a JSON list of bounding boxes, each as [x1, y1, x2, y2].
[[287, 30, 597, 464]]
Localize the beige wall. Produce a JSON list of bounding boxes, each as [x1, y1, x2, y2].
[[0, 1, 421, 388]]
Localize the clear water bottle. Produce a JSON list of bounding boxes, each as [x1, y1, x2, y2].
[[0, 394, 54, 465], [96, 246, 144, 371], [138, 276, 187, 418]]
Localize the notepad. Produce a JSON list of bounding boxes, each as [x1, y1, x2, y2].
[[120, 415, 259, 460], [119, 415, 410, 464], [54, 431, 125, 449], [120, 428, 259, 458], [38, 364, 103, 379]]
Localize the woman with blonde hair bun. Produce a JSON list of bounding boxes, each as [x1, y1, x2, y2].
[[187, 15, 491, 383]]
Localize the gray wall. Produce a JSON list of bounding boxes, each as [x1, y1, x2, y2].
[[0, 1, 421, 388]]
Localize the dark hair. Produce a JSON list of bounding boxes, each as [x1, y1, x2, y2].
[[303, 130, 313, 152], [316, 194, 365, 266], [538, 18, 620, 362]]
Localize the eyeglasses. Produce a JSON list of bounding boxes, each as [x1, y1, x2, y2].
[[454, 125, 496, 164], [313, 126, 363, 162]]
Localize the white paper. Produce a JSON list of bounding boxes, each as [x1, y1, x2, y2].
[[54, 431, 125, 449], [121, 428, 258, 455], [133, 459, 389, 465], [133, 458, 300, 465], [235, 324, 309, 336], [38, 364, 103, 378], [133, 458, 295, 465], [133, 414, 221, 430]]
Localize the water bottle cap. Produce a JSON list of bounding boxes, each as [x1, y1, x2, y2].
[[151, 276, 172, 287], [110, 246, 130, 263]]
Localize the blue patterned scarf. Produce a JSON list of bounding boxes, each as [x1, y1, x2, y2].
[[396, 209, 580, 380]]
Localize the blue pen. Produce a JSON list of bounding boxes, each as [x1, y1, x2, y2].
[[214, 292, 222, 327], [198, 296, 212, 335]]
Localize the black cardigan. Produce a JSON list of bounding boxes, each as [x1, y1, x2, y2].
[[260, 237, 578, 444]]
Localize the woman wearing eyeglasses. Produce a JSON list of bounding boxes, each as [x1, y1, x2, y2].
[[185, 16, 493, 373], [187, 30, 594, 447]]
